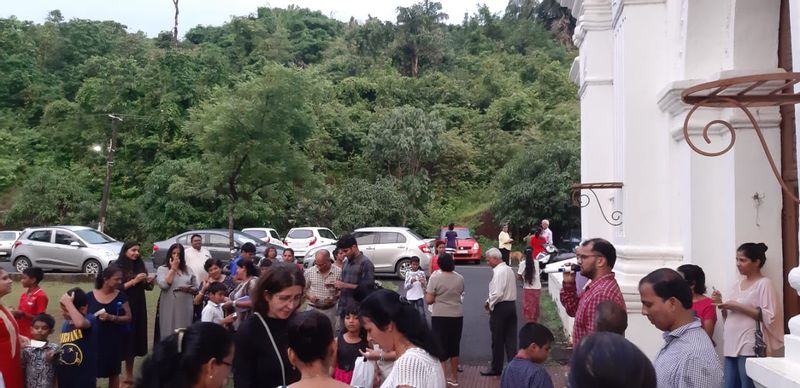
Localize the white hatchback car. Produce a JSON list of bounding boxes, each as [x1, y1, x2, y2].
[[283, 227, 338, 259], [242, 227, 286, 246], [351, 227, 432, 278]]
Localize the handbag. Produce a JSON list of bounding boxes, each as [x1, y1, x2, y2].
[[350, 356, 376, 388], [754, 307, 767, 357]]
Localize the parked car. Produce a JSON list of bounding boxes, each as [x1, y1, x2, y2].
[[436, 226, 482, 264], [351, 227, 432, 278], [151, 229, 280, 267], [11, 226, 123, 274], [302, 244, 336, 269], [242, 227, 286, 247], [0, 231, 21, 261], [283, 227, 338, 259]]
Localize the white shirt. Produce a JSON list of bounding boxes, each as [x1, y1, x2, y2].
[[498, 231, 512, 250], [404, 270, 426, 301], [380, 347, 445, 388], [201, 300, 224, 324], [517, 259, 541, 290], [541, 228, 553, 245], [486, 262, 517, 310], [185, 247, 212, 283]]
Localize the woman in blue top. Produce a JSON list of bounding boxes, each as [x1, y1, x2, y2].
[[87, 266, 132, 388]]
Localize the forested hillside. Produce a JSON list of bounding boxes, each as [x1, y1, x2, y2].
[[0, 1, 580, 243]]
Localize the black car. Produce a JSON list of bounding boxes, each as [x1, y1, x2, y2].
[[150, 229, 283, 267]]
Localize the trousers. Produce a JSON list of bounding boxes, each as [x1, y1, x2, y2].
[[489, 301, 517, 372]]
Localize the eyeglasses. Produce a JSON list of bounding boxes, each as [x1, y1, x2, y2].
[[576, 254, 603, 261], [218, 360, 233, 367]]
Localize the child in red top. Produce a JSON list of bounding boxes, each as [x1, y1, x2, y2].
[[430, 241, 446, 274], [13, 267, 49, 338]]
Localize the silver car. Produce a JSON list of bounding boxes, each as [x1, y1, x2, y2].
[[11, 226, 123, 274], [0, 231, 21, 261], [355, 227, 433, 278]]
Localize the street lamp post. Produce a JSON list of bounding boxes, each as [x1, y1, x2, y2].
[[97, 114, 122, 233]]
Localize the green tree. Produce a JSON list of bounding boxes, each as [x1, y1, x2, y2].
[[5, 165, 96, 226], [185, 64, 315, 246], [366, 106, 442, 179], [393, 0, 448, 77], [492, 138, 580, 233]]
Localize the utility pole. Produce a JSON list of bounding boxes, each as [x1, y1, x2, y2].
[[98, 114, 122, 233]]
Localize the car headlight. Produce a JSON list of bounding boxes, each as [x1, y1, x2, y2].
[[472, 243, 480, 250]]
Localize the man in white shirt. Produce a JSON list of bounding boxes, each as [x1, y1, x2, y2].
[[185, 234, 212, 283], [482, 247, 518, 376], [540, 220, 553, 245]]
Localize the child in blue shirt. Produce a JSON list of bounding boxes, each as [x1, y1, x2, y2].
[[501, 322, 555, 388], [57, 287, 97, 388]]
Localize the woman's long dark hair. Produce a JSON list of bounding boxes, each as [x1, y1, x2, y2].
[[95, 265, 122, 290], [115, 241, 144, 282], [137, 322, 232, 388], [524, 247, 534, 285], [676, 264, 707, 295], [288, 311, 334, 364], [165, 243, 187, 273], [359, 289, 442, 360]]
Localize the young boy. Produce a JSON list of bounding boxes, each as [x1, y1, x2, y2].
[[22, 313, 59, 388], [13, 267, 49, 338], [57, 288, 97, 388], [201, 282, 236, 327], [403, 257, 427, 319], [500, 322, 555, 388]]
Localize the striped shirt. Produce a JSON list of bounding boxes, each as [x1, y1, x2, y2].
[[560, 272, 625, 347], [653, 318, 723, 388]]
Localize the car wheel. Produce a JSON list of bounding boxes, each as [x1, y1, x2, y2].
[[14, 256, 32, 272], [395, 258, 412, 279], [83, 259, 102, 275]]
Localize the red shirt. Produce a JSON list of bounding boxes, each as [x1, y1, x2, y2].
[[16, 287, 48, 338], [530, 236, 547, 258], [691, 296, 717, 325], [430, 255, 440, 273], [560, 272, 625, 348]]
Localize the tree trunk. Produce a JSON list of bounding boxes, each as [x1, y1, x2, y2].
[[411, 51, 419, 78], [172, 0, 179, 49], [227, 201, 235, 259]]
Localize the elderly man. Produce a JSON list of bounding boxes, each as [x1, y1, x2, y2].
[[540, 220, 553, 245], [482, 247, 518, 376], [560, 238, 625, 348], [639, 268, 723, 388], [304, 250, 341, 331], [185, 234, 212, 283]]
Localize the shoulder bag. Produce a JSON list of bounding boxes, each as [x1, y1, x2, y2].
[[254, 312, 286, 386], [754, 307, 767, 357]]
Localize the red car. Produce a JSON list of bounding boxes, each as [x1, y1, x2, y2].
[[437, 226, 482, 264]]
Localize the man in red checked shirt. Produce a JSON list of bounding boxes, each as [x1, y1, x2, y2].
[[12, 267, 49, 338], [560, 238, 625, 348]]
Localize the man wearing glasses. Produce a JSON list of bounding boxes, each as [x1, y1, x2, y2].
[[559, 238, 625, 348]]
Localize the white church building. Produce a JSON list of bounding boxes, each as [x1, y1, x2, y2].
[[552, 0, 800, 385]]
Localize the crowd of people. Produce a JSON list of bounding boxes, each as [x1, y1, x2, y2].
[[0, 225, 788, 388]]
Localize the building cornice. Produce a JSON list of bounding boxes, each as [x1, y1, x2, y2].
[[578, 77, 613, 98], [612, 0, 667, 30], [561, 0, 612, 47]]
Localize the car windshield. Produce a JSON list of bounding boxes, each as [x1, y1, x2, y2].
[[74, 229, 116, 244], [244, 229, 267, 238], [407, 230, 425, 241], [440, 228, 472, 239], [288, 229, 313, 239], [235, 232, 266, 246]]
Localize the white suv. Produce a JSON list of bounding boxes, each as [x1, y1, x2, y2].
[[284, 227, 338, 259], [351, 227, 432, 278]]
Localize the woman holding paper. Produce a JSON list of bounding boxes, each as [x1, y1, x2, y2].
[[88, 266, 132, 388]]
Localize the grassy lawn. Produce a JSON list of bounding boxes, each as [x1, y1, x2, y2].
[[538, 286, 571, 366]]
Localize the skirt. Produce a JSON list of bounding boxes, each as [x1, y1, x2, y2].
[[522, 288, 541, 322], [431, 316, 463, 359]]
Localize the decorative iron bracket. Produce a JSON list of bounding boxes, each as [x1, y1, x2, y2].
[[681, 72, 800, 203], [571, 182, 624, 226]]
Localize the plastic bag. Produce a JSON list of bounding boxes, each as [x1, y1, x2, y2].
[[350, 356, 376, 388]]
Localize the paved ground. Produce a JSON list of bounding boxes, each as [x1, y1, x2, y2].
[[1, 260, 572, 387]]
